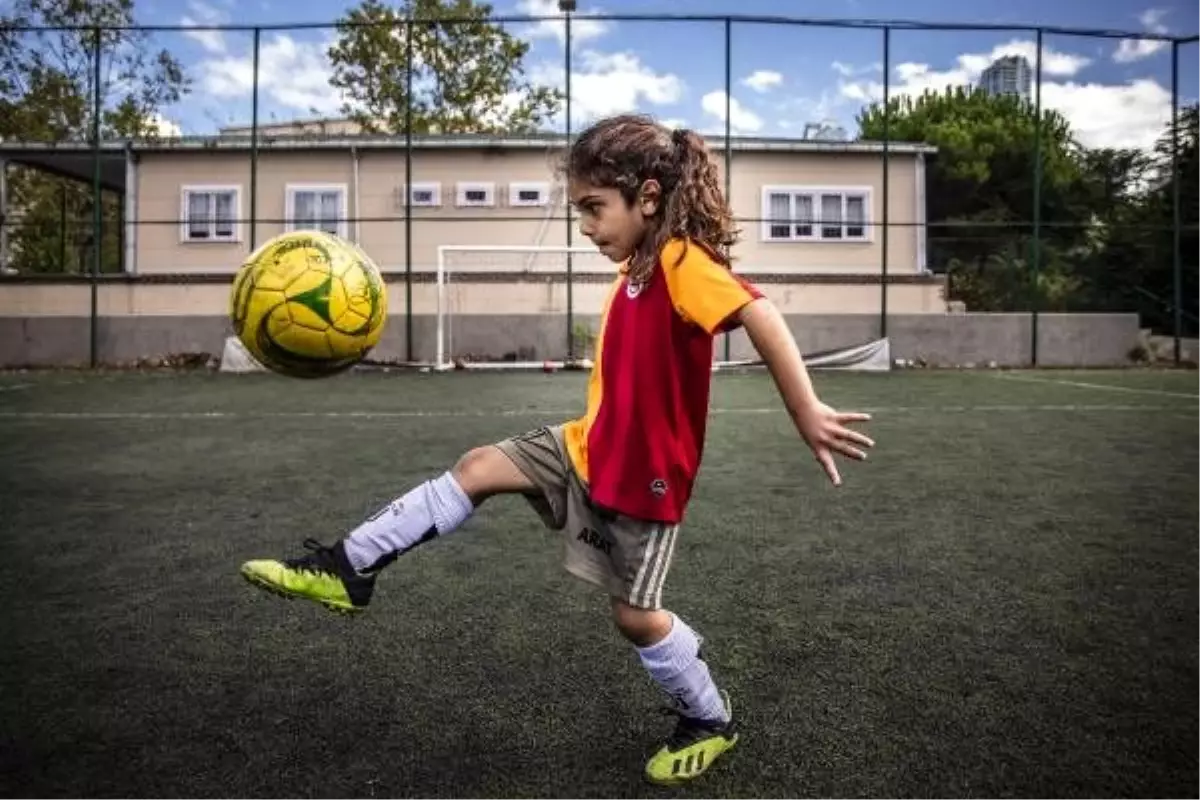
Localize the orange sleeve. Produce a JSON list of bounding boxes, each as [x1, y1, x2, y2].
[[661, 240, 763, 334]]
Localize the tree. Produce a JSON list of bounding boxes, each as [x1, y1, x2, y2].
[[1, 0, 190, 274], [327, 0, 562, 135], [1077, 105, 1199, 335], [1, 0, 189, 140], [857, 87, 1098, 312]]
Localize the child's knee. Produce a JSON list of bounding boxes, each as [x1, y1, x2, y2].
[[453, 446, 491, 478], [611, 597, 673, 646], [450, 445, 533, 503], [451, 446, 497, 498]]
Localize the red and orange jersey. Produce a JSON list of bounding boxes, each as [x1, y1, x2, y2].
[[563, 238, 763, 523]]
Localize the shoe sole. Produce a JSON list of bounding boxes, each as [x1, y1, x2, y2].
[[240, 567, 363, 616], [644, 733, 739, 787]]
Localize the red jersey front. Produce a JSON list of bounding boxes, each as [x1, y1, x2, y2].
[[562, 238, 763, 523]]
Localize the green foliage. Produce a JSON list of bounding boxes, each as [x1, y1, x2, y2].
[[0, 0, 187, 274], [327, 0, 562, 134], [0, 0, 190, 141], [858, 87, 1199, 334], [858, 87, 1087, 257], [946, 239, 1083, 313], [1076, 106, 1199, 334]]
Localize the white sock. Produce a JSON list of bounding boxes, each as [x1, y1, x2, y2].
[[342, 472, 474, 573], [636, 613, 730, 723]]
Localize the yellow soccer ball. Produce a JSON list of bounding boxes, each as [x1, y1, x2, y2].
[[229, 230, 387, 378]]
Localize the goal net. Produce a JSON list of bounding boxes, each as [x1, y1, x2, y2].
[[434, 244, 892, 373], [435, 245, 613, 371]]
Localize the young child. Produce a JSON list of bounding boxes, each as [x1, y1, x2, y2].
[[240, 113, 874, 786]]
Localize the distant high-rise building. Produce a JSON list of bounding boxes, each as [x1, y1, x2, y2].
[[978, 55, 1032, 101]]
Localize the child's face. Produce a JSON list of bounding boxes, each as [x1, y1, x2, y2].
[[568, 178, 660, 265]]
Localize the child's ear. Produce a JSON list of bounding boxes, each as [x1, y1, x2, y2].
[[638, 179, 661, 216]]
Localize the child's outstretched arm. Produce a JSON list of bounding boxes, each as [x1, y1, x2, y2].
[[738, 297, 875, 486]]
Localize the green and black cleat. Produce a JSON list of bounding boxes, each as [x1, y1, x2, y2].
[[240, 538, 377, 615], [644, 690, 739, 786]]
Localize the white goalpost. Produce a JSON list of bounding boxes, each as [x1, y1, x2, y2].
[[433, 244, 892, 373], [435, 244, 612, 372]]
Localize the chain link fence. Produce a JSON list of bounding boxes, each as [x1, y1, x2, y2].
[[1, 10, 1196, 366]]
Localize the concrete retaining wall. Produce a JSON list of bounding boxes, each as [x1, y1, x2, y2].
[[0, 311, 1142, 368]]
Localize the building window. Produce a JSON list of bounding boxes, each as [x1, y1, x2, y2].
[[286, 184, 348, 238], [407, 182, 441, 207], [509, 181, 550, 207], [761, 186, 871, 242], [181, 185, 239, 242], [456, 182, 496, 207]]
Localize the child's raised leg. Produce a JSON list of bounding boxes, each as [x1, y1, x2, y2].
[[342, 444, 536, 572], [239, 442, 539, 614]]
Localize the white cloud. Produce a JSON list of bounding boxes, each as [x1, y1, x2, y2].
[[840, 39, 1086, 100], [1043, 78, 1173, 150], [700, 90, 763, 134], [515, 0, 610, 47], [1115, 39, 1169, 62], [742, 70, 782, 93], [197, 34, 344, 114], [957, 39, 1091, 78], [839, 80, 883, 104], [1139, 7, 1167, 26], [837, 37, 1170, 150], [530, 50, 683, 125], [1114, 8, 1170, 63], [477, 90, 530, 129], [832, 61, 882, 77], [780, 91, 840, 123], [181, 0, 228, 54], [837, 38, 1090, 112]]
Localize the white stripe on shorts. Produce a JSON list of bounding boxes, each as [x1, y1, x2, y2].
[[631, 524, 679, 609], [650, 526, 680, 609]]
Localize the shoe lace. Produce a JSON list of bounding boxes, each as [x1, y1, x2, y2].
[[658, 704, 725, 750], [284, 538, 339, 574]]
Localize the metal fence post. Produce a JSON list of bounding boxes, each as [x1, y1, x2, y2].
[[1170, 40, 1181, 366], [249, 27, 260, 250], [880, 26, 890, 339], [564, 4, 574, 362], [405, 19, 414, 363], [1031, 27, 1043, 367], [90, 26, 102, 368], [723, 16, 732, 363]]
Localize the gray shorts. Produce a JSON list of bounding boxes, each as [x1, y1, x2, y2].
[[494, 425, 680, 610]]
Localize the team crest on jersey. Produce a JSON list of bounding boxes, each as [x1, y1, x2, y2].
[[625, 279, 645, 299], [650, 478, 668, 496]]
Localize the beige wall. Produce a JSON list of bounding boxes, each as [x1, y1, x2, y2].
[[730, 151, 919, 274], [131, 145, 925, 277], [0, 277, 944, 317]]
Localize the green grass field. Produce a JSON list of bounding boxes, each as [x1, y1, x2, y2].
[[0, 367, 1196, 798]]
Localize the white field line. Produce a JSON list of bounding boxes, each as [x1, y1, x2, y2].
[[992, 372, 1199, 400], [0, 404, 1193, 421]]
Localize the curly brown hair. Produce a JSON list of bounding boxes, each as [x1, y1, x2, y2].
[[563, 114, 740, 284]]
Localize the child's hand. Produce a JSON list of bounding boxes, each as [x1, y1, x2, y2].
[[791, 401, 874, 487]]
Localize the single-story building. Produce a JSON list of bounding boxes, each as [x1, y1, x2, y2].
[[0, 129, 969, 365]]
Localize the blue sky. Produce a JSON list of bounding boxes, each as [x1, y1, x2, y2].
[[131, 0, 1198, 151]]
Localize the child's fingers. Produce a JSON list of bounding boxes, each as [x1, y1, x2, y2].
[[836, 411, 872, 424], [839, 428, 875, 449], [834, 441, 869, 461], [817, 449, 842, 486]]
